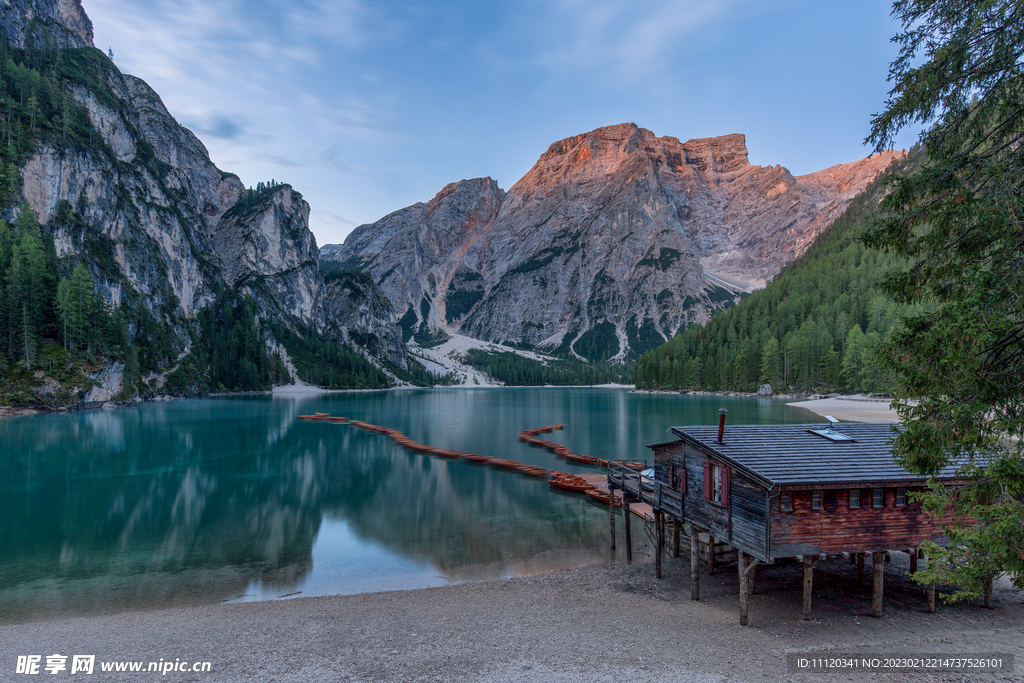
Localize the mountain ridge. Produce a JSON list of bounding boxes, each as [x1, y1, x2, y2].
[[325, 123, 903, 361]]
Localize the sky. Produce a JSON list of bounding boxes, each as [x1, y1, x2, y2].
[[82, 0, 921, 247]]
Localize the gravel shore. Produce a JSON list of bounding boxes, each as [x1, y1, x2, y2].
[[3, 554, 1020, 682], [786, 396, 902, 422]]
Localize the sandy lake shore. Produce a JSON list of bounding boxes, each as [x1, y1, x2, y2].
[[3, 556, 1020, 682], [787, 395, 903, 423]]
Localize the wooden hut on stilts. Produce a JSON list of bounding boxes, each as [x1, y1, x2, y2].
[[607, 411, 965, 625]]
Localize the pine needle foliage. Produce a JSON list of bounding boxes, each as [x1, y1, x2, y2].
[[866, 0, 1024, 599]]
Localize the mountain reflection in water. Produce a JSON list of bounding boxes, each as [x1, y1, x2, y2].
[[0, 388, 812, 621]]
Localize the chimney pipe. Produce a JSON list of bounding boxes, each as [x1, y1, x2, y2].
[[717, 408, 727, 444]]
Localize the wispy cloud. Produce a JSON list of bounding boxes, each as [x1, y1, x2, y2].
[[527, 0, 750, 80]]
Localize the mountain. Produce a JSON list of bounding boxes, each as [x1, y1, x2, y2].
[[0, 0, 416, 403], [326, 124, 902, 361], [634, 152, 915, 394]]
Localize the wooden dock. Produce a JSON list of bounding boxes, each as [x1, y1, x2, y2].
[[580, 473, 656, 522]]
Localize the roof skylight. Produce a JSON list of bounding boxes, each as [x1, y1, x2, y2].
[[807, 428, 856, 442]]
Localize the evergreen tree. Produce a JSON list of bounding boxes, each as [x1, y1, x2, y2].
[[7, 229, 46, 368], [759, 335, 780, 387], [865, 0, 1024, 598], [0, 219, 11, 363], [55, 263, 95, 351]]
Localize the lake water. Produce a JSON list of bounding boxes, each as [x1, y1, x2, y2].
[[0, 388, 817, 622]]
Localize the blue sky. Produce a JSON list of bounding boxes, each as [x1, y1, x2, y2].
[[83, 0, 918, 247]]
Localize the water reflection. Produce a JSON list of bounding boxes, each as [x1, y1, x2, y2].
[[0, 389, 814, 621]]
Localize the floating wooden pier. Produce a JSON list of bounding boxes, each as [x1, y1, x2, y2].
[[301, 416, 655, 514]]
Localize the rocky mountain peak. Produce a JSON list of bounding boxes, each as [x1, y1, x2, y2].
[[2, 0, 94, 49], [680, 133, 750, 173], [427, 177, 504, 216], [332, 123, 904, 361], [513, 124, 754, 200]]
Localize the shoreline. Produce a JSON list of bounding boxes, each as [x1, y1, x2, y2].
[[786, 394, 903, 423], [0, 383, 642, 417], [3, 556, 1019, 682]]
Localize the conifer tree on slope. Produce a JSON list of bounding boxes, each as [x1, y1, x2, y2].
[[867, 0, 1024, 598]]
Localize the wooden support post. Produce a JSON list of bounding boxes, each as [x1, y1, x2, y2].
[[857, 552, 865, 580], [739, 552, 749, 626], [655, 511, 664, 580], [708, 535, 717, 575], [622, 499, 632, 563], [909, 548, 917, 574], [872, 551, 885, 618], [802, 556, 814, 620], [927, 582, 936, 613], [984, 576, 994, 609], [608, 484, 616, 551], [748, 562, 758, 596], [672, 519, 680, 558], [690, 533, 700, 601]]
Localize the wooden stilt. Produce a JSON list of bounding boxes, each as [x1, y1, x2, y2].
[[655, 511, 664, 580], [622, 499, 632, 562], [739, 552, 749, 626], [690, 532, 700, 601], [608, 484, 616, 551], [909, 547, 917, 573], [872, 551, 885, 617], [924, 547, 936, 613], [802, 556, 814, 620], [708, 535, 717, 575], [857, 552, 865, 580], [672, 519, 680, 558], [984, 576, 994, 609]]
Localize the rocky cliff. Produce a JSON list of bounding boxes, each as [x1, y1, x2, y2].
[[1, 0, 93, 49], [326, 124, 902, 360], [2, 0, 408, 391]]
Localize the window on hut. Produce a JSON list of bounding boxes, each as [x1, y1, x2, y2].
[[702, 462, 729, 506], [812, 490, 822, 510], [896, 488, 907, 507], [849, 489, 860, 509], [781, 492, 792, 512], [712, 465, 723, 504], [873, 488, 884, 508]]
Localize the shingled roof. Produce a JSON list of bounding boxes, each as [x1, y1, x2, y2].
[[651, 422, 963, 487]]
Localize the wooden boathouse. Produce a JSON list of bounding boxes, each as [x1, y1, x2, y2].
[[607, 416, 963, 624]]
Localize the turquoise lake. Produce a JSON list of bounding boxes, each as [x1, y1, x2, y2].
[[0, 388, 818, 622]]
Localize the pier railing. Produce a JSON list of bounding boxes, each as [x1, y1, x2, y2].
[[606, 461, 683, 518]]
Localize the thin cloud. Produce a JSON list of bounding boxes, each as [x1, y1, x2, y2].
[[202, 116, 243, 140], [253, 154, 303, 169], [530, 0, 750, 79]]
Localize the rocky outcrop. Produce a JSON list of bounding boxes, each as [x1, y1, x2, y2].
[[213, 186, 324, 327], [323, 271, 408, 370], [330, 123, 903, 360], [325, 177, 504, 332], [1, 0, 93, 49]]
